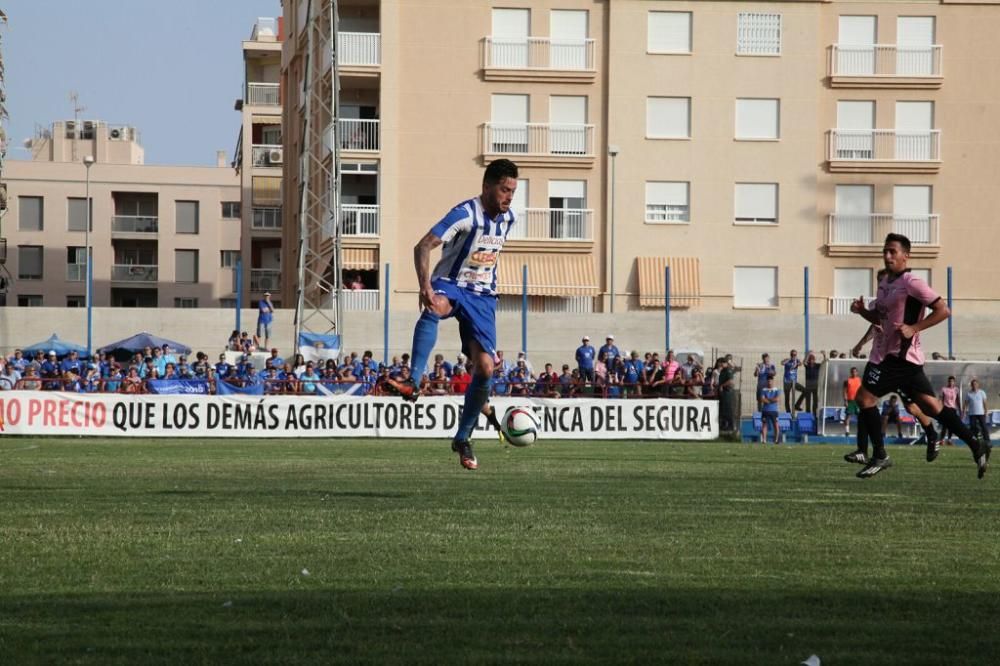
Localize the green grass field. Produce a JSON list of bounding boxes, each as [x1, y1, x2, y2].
[[1, 437, 998, 665]]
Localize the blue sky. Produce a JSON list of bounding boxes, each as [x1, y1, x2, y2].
[[3, 0, 281, 165]]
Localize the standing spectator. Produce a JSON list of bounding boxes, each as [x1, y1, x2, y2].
[[753, 353, 776, 410], [559, 364, 575, 397], [940, 376, 959, 445], [622, 351, 642, 398], [515, 351, 533, 376], [8, 349, 27, 373], [267, 348, 285, 370], [598, 335, 620, 367], [843, 366, 862, 436], [40, 351, 61, 390], [429, 367, 450, 395], [491, 365, 509, 397], [299, 362, 320, 394], [662, 350, 680, 382], [679, 354, 701, 380], [576, 336, 596, 384], [794, 351, 825, 417], [667, 372, 687, 399], [881, 395, 903, 438], [60, 350, 84, 377], [535, 363, 559, 398], [257, 292, 275, 349], [648, 361, 668, 396], [965, 379, 989, 444], [494, 350, 512, 376], [718, 358, 737, 432], [349, 273, 365, 290], [780, 349, 804, 414], [760, 375, 781, 443], [688, 369, 706, 399]]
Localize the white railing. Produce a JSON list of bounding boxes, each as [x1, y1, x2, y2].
[[246, 82, 280, 106], [483, 123, 595, 157], [341, 204, 380, 237], [339, 32, 381, 66], [830, 44, 942, 78], [340, 119, 379, 152], [112, 215, 158, 233], [497, 295, 594, 313], [829, 296, 875, 315], [251, 269, 281, 292], [251, 17, 277, 41], [341, 289, 380, 311], [828, 214, 940, 246], [111, 264, 158, 282], [828, 129, 940, 162], [252, 206, 282, 230], [67, 264, 86, 282], [483, 37, 595, 71], [506, 208, 592, 241], [252, 144, 283, 167]]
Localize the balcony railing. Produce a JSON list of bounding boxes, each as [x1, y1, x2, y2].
[[67, 264, 86, 282], [340, 32, 381, 66], [483, 123, 595, 157], [829, 296, 875, 315], [112, 264, 158, 282], [341, 204, 379, 237], [506, 208, 593, 241], [830, 44, 942, 78], [339, 119, 379, 152], [827, 130, 940, 162], [341, 289, 380, 311], [828, 214, 940, 247], [251, 268, 281, 292], [112, 215, 158, 233], [247, 82, 280, 106], [483, 37, 596, 71], [252, 144, 283, 167], [250, 17, 278, 41], [252, 206, 282, 230]]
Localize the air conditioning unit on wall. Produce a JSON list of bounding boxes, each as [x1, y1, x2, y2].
[[268, 148, 283, 164]]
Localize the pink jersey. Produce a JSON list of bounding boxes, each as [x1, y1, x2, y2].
[[868, 271, 940, 365], [941, 385, 959, 409]]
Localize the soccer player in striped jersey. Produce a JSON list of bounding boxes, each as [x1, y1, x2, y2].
[[388, 159, 518, 470]]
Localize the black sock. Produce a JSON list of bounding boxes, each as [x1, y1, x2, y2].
[[857, 416, 869, 456], [935, 407, 980, 456], [922, 422, 938, 443], [860, 407, 886, 459], [486, 405, 502, 431]]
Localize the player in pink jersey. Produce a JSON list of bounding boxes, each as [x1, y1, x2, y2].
[[848, 234, 990, 479]]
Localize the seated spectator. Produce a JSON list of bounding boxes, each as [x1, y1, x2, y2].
[[192, 352, 209, 378], [162, 363, 178, 380], [268, 348, 285, 369], [679, 354, 701, 380], [105, 364, 124, 393], [292, 353, 307, 377], [245, 366, 264, 389], [300, 363, 320, 394], [535, 363, 560, 398], [20, 366, 42, 391], [8, 349, 27, 373], [228, 330, 241, 351], [663, 350, 680, 381], [559, 364, 575, 397], [434, 353, 453, 378], [451, 364, 471, 395], [0, 362, 20, 390], [622, 351, 642, 398], [428, 366, 450, 395], [492, 365, 509, 396], [688, 369, 705, 399], [239, 332, 255, 353], [264, 367, 282, 394], [83, 365, 101, 393], [648, 362, 668, 396], [358, 366, 377, 395], [40, 351, 61, 390], [508, 365, 529, 396], [667, 372, 687, 399], [215, 353, 231, 379], [122, 367, 143, 394]]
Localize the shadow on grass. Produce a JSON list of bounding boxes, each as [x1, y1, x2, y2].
[[1, 586, 995, 665]]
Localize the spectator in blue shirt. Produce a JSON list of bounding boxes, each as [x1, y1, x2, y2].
[[492, 365, 509, 396], [754, 353, 776, 410], [780, 349, 804, 413], [8, 349, 27, 373], [300, 362, 320, 394], [215, 353, 231, 379], [576, 336, 596, 383], [760, 375, 781, 444], [60, 351, 84, 377], [40, 351, 61, 390], [598, 335, 621, 367], [257, 292, 275, 349]]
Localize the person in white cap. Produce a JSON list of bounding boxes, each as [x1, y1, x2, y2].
[[598, 335, 620, 367], [257, 291, 275, 349], [575, 335, 596, 385]]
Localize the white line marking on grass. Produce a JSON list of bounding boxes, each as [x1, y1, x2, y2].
[[0, 444, 40, 454]]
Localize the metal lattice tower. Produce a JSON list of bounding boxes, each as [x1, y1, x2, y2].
[[293, 0, 342, 349]]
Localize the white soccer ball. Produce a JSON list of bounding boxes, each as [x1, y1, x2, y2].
[[501, 406, 540, 447]]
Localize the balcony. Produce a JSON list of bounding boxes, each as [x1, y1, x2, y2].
[[341, 289, 380, 311], [112, 215, 158, 234], [250, 17, 278, 42], [252, 144, 283, 168], [482, 123, 595, 168], [829, 45, 943, 89], [339, 119, 379, 152], [340, 32, 381, 67], [827, 214, 940, 258], [251, 268, 281, 292], [829, 296, 875, 315], [252, 206, 282, 231], [112, 264, 158, 282], [482, 37, 596, 83], [341, 205, 379, 237], [827, 130, 941, 173], [506, 208, 593, 242], [246, 82, 280, 106]]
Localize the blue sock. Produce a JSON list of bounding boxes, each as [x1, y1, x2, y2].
[[455, 373, 491, 442], [409, 310, 439, 380]]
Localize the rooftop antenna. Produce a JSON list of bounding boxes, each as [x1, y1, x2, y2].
[[69, 90, 85, 162]]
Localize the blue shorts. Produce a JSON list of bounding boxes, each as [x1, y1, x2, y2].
[[431, 278, 497, 358], [762, 412, 778, 427]]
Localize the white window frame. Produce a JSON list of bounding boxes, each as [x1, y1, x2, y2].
[[734, 183, 778, 225], [737, 12, 782, 56], [646, 97, 691, 139], [648, 11, 692, 54], [645, 181, 690, 224], [735, 98, 780, 140], [733, 266, 778, 309]]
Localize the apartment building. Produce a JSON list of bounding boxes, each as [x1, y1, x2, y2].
[[2, 120, 240, 308], [280, 0, 1000, 320]]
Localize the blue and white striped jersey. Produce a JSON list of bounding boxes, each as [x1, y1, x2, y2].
[[429, 196, 516, 296]]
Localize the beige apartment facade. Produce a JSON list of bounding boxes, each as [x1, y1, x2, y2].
[[279, 0, 1000, 325], [2, 121, 241, 308]]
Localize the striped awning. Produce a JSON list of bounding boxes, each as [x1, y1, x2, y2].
[[637, 257, 701, 307], [496, 253, 597, 297], [342, 247, 379, 270], [252, 115, 282, 125], [252, 176, 282, 205]]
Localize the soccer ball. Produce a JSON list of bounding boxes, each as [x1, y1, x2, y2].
[[501, 406, 540, 447]]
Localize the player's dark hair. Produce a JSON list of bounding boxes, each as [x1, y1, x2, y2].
[[483, 159, 518, 185], [884, 233, 911, 253]]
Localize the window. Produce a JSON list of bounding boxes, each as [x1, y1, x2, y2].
[[646, 97, 690, 139], [491, 8, 530, 68], [221, 250, 241, 268], [645, 182, 690, 223], [550, 10, 589, 69], [17, 295, 43, 307], [67, 247, 87, 281], [897, 16, 936, 76], [834, 185, 875, 244], [68, 197, 92, 232], [221, 201, 241, 219], [735, 183, 778, 224], [175, 250, 199, 283], [737, 12, 781, 55], [895, 101, 935, 160], [834, 268, 873, 300], [735, 99, 779, 140], [549, 96, 587, 154], [19, 196, 43, 231], [733, 267, 778, 308], [18, 246, 43, 280], [837, 16, 877, 75], [836, 100, 875, 159], [176, 201, 199, 234], [66, 295, 85, 308], [548, 180, 586, 239], [490, 94, 529, 153], [220, 298, 238, 309], [174, 297, 199, 308], [648, 11, 691, 53], [910, 268, 931, 286], [894, 185, 933, 244]]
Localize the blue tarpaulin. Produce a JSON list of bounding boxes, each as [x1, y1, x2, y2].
[[22, 334, 90, 359], [98, 332, 192, 360]]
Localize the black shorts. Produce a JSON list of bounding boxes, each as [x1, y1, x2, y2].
[[862, 356, 935, 402]]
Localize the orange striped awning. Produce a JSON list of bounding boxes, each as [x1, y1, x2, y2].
[[252, 176, 282, 205], [341, 247, 379, 270], [637, 257, 700, 308], [496, 253, 597, 297]]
